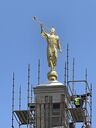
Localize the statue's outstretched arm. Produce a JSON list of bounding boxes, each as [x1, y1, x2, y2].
[[40, 24, 48, 39], [40, 23, 43, 33]]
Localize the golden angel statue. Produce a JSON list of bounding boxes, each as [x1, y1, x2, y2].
[[40, 24, 62, 71], [33, 16, 62, 80]]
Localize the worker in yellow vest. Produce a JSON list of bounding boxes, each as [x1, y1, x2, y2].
[[73, 93, 90, 108], [74, 95, 81, 108]]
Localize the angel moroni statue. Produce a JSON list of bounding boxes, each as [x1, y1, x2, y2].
[[33, 16, 62, 80]]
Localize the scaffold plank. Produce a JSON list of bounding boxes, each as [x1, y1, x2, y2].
[[69, 108, 85, 122], [14, 110, 28, 124], [14, 110, 35, 125]]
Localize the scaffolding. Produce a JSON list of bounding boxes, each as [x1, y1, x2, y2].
[[67, 80, 92, 128], [12, 45, 92, 128]]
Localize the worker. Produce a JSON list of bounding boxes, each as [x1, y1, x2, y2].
[[74, 95, 82, 108], [73, 93, 90, 108]]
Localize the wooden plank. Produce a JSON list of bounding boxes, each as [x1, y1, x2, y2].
[[14, 110, 35, 125], [69, 108, 85, 122], [15, 110, 28, 124]]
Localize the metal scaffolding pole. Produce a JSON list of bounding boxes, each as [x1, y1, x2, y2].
[[12, 72, 15, 128], [90, 84, 92, 128], [19, 85, 21, 110], [19, 85, 21, 128], [72, 58, 75, 96], [27, 64, 30, 128], [38, 59, 40, 85], [64, 62, 67, 86], [67, 44, 69, 86]]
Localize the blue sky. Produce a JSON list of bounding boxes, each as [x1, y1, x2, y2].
[[0, 0, 95, 127]]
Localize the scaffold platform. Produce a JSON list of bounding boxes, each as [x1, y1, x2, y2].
[[69, 108, 85, 122], [14, 110, 35, 125]]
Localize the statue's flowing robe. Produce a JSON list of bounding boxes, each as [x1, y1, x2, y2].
[[41, 31, 60, 69]]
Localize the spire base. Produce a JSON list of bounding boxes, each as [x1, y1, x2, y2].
[[47, 70, 58, 81]]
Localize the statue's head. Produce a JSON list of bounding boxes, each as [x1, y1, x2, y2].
[[50, 27, 56, 34]]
